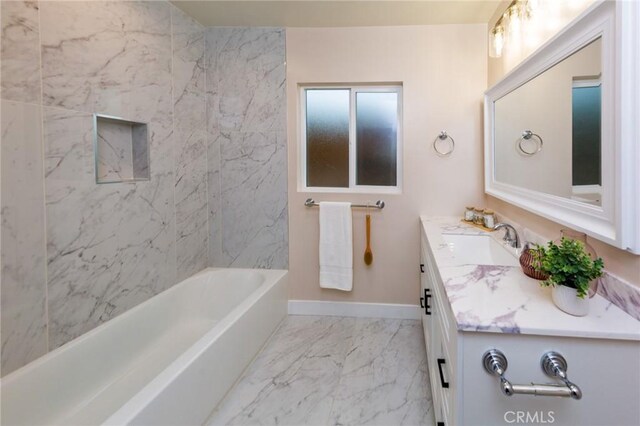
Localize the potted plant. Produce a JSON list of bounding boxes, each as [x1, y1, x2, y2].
[[532, 238, 604, 316]]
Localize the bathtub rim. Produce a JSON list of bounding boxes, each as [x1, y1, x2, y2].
[[0, 268, 287, 422], [102, 267, 287, 425], [0, 268, 201, 384]]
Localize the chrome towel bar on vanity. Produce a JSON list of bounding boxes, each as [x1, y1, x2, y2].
[[483, 349, 582, 400], [304, 198, 385, 209]]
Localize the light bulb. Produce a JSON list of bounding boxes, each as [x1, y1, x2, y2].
[[508, 7, 521, 37], [505, 4, 523, 55], [489, 26, 505, 58], [495, 31, 504, 56], [528, 0, 541, 15]]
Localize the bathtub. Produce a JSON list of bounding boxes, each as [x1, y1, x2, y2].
[[1, 268, 288, 425]]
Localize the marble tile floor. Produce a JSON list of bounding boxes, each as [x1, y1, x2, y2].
[[206, 316, 435, 426]]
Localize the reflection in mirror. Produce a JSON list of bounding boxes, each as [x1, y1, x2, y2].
[[572, 80, 601, 204], [494, 37, 602, 206]]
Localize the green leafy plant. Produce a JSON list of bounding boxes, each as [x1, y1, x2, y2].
[[532, 238, 604, 299]]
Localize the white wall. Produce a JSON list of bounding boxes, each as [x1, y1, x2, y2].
[[286, 25, 487, 304]]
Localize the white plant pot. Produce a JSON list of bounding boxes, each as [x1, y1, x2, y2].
[[552, 285, 589, 316]]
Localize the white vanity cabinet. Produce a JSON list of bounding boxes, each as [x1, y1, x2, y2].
[[419, 221, 640, 426], [420, 235, 459, 426]]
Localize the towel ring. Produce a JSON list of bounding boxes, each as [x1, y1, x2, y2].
[[433, 131, 455, 156], [517, 130, 543, 156]]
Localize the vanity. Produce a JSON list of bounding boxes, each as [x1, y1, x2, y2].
[[426, 2, 640, 423], [420, 2, 640, 422], [419, 217, 640, 426]]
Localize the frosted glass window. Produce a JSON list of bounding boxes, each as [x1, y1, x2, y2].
[[302, 85, 401, 191], [356, 92, 398, 186], [305, 89, 350, 187]]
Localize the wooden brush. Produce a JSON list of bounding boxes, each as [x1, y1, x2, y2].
[[364, 214, 373, 265]]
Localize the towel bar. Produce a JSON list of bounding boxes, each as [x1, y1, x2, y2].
[[304, 198, 385, 209]]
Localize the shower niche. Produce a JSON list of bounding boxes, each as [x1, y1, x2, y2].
[[93, 114, 150, 184]]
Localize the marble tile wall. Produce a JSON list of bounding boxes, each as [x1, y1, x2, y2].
[[206, 27, 289, 269], [172, 7, 209, 281], [1, 2, 288, 375], [39, 1, 173, 125], [43, 109, 177, 349], [39, 0, 181, 350], [0, 1, 209, 374], [0, 0, 41, 103], [1, 100, 48, 374], [1, 0, 48, 375]]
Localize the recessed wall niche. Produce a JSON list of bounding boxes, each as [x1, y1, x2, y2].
[[93, 114, 150, 184]]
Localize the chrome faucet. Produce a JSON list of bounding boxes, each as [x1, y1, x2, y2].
[[493, 223, 521, 248]]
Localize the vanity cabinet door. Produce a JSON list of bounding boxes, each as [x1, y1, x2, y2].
[[421, 233, 458, 425], [428, 306, 445, 425], [431, 303, 456, 425]]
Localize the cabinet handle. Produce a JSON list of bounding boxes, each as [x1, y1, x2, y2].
[[420, 263, 425, 273], [423, 289, 431, 315], [437, 358, 449, 388]]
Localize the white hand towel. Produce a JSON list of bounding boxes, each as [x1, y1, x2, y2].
[[319, 202, 353, 291]]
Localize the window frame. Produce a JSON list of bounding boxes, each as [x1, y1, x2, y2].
[[298, 84, 403, 194]]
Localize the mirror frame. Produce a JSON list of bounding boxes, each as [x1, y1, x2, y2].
[[484, 0, 640, 254]]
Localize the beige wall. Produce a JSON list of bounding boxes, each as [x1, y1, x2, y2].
[[486, 0, 640, 287], [286, 25, 487, 304]]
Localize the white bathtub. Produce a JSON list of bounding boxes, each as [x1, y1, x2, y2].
[[1, 268, 288, 425]]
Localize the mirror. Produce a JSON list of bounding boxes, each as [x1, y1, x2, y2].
[[484, 0, 640, 254], [494, 38, 602, 206]]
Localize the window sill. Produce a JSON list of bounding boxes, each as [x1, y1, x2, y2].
[[298, 186, 401, 195]]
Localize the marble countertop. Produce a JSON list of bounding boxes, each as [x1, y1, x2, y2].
[[420, 216, 640, 341]]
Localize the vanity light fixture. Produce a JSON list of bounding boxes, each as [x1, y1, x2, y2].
[[489, 0, 533, 58], [489, 0, 592, 58]]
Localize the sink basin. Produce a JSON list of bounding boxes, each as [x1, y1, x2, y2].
[[441, 234, 519, 266]]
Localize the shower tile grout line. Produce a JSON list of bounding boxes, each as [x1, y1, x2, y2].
[[36, 0, 50, 354]]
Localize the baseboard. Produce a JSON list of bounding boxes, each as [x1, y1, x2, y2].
[[287, 300, 421, 320]]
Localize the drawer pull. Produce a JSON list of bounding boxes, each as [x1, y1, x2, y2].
[[421, 289, 431, 315], [420, 263, 425, 273], [437, 358, 449, 388]]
